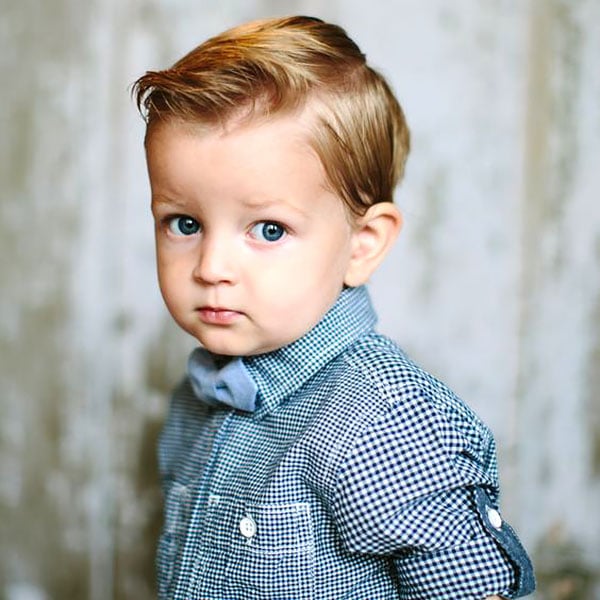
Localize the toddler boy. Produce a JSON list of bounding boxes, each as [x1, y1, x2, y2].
[[134, 16, 535, 599]]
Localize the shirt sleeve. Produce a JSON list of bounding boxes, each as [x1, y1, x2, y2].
[[330, 384, 535, 599]]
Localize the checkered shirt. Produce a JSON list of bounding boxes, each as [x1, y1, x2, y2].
[[157, 285, 535, 599]]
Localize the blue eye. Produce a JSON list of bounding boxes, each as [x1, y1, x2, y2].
[[250, 221, 286, 242], [168, 216, 200, 236]]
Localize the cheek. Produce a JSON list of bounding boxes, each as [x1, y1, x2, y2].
[[263, 237, 351, 293], [313, 235, 354, 279], [257, 255, 341, 315], [155, 254, 174, 293], [156, 255, 189, 307], [157, 274, 180, 314]]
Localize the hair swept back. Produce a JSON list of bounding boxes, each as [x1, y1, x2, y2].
[[133, 16, 410, 215]]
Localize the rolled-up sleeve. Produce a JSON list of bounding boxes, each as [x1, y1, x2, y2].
[[393, 486, 534, 599], [330, 385, 535, 599]]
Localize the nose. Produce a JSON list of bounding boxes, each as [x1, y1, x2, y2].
[[192, 234, 237, 284]]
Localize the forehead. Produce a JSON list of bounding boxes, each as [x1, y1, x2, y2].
[[145, 113, 353, 216]]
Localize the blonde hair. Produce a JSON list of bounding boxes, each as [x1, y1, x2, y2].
[[133, 16, 410, 215]]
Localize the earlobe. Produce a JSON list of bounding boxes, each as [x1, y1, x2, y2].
[[344, 203, 403, 287]]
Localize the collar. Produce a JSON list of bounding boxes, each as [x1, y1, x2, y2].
[[243, 285, 377, 419]]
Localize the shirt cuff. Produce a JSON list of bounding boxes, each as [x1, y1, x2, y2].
[[393, 487, 536, 600]]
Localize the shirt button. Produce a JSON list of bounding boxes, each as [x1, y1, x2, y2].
[[239, 516, 257, 539], [486, 507, 503, 530]]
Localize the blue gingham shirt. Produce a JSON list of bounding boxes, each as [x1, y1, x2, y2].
[[157, 286, 535, 599]]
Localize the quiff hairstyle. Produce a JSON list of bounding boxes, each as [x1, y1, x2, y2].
[[133, 16, 410, 216]]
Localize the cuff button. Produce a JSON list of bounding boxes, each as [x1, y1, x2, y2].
[[486, 507, 503, 530]]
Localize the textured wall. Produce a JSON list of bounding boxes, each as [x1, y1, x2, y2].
[[1, 0, 598, 598]]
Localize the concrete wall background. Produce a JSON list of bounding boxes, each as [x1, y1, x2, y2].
[[1, 0, 598, 598]]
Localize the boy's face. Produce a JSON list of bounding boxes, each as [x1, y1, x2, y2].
[[146, 115, 358, 356]]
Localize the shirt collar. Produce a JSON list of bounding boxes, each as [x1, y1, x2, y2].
[[243, 285, 377, 419]]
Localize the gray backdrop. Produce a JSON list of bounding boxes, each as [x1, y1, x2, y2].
[[1, 0, 599, 598]]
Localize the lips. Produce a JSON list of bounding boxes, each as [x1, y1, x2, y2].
[[197, 306, 243, 325]]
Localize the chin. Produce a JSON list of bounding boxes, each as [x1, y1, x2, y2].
[[192, 326, 294, 357], [197, 342, 239, 356], [195, 336, 251, 357]]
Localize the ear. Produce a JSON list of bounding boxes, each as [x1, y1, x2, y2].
[[344, 203, 403, 288]]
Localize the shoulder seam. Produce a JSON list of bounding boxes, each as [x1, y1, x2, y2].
[[342, 341, 425, 404]]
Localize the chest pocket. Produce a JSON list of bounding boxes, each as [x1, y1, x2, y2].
[[195, 496, 316, 600]]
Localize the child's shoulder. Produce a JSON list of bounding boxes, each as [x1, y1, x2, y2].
[[339, 331, 482, 425], [304, 331, 497, 482]]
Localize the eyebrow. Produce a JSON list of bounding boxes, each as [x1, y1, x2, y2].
[[241, 197, 310, 218], [151, 194, 311, 219], [151, 195, 188, 208]]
